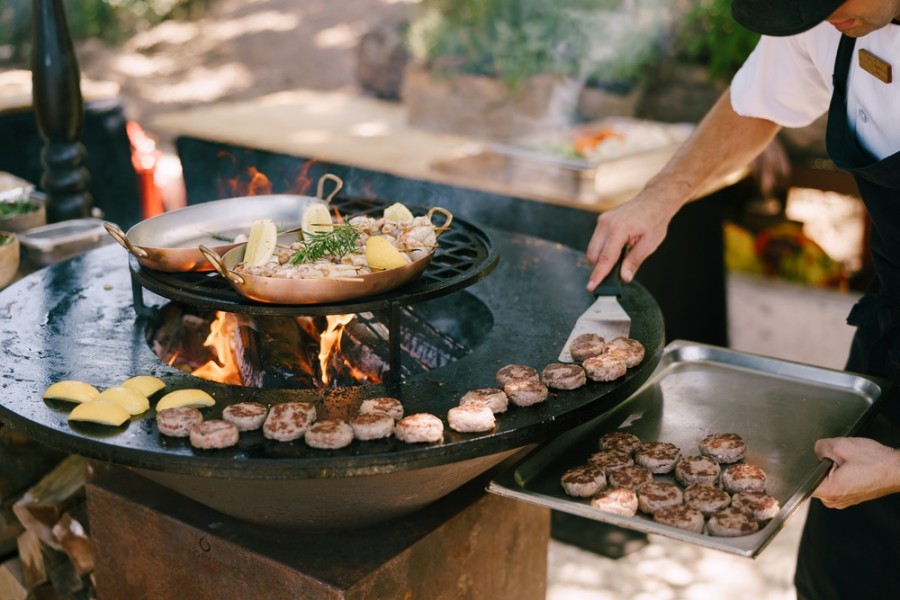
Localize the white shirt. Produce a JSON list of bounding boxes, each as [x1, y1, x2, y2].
[[730, 22, 900, 160]]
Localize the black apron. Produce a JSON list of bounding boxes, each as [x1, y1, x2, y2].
[[793, 33, 900, 600]]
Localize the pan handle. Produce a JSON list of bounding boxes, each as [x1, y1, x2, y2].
[[317, 174, 343, 204], [104, 222, 149, 259], [427, 207, 453, 238], [199, 245, 245, 286]]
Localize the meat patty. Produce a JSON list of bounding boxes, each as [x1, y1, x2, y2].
[[304, 419, 354, 449], [560, 465, 607, 498], [395, 413, 444, 444], [541, 363, 587, 390], [731, 491, 781, 521], [634, 441, 682, 474], [349, 412, 395, 441], [189, 419, 239, 450], [607, 465, 654, 491], [156, 406, 203, 438], [447, 404, 496, 433], [605, 337, 645, 368], [707, 507, 760, 537], [699, 432, 747, 464], [590, 486, 638, 517], [587, 449, 634, 473], [674, 455, 722, 486], [684, 484, 731, 517], [495, 364, 540, 387], [359, 397, 404, 421], [459, 388, 508, 414], [569, 333, 607, 362], [263, 401, 317, 442], [653, 505, 705, 534], [222, 401, 268, 432], [503, 379, 549, 407], [583, 353, 627, 382], [638, 481, 684, 514], [721, 463, 767, 493], [598, 431, 642, 456]]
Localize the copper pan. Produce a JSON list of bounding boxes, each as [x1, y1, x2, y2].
[[105, 174, 343, 272], [199, 207, 453, 305]]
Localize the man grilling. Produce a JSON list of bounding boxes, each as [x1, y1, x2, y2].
[[584, 1, 900, 598]]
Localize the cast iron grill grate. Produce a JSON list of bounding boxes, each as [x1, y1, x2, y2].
[[128, 196, 498, 318]]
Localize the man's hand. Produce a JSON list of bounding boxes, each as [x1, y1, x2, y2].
[[812, 437, 900, 509]]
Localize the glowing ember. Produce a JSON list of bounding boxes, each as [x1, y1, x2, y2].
[[318, 314, 356, 385]]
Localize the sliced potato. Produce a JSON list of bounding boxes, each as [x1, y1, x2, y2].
[[43, 380, 100, 404], [156, 389, 216, 411], [302, 202, 334, 236], [384, 202, 414, 223], [243, 218, 278, 267], [120, 375, 166, 397], [366, 236, 412, 270], [68, 399, 131, 426], [98, 386, 150, 416]]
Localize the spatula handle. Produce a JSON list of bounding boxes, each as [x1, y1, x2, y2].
[[594, 254, 624, 298]]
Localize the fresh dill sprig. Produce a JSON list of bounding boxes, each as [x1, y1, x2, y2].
[[0, 199, 39, 218], [290, 223, 361, 264]]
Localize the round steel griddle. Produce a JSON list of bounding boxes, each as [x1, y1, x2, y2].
[[0, 226, 664, 530]]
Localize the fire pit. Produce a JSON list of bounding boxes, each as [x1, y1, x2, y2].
[[0, 197, 664, 530]]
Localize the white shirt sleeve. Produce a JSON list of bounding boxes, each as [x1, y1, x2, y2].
[[730, 26, 837, 128]]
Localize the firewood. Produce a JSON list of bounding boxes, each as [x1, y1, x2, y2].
[[52, 511, 93, 576], [0, 428, 67, 503], [13, 456, 86, 551], [16, 529, 46, 588], [0, 498, 24, 559], [0, 557, 28, 600]]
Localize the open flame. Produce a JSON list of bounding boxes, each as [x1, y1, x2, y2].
[[184, 311, 373, 388]]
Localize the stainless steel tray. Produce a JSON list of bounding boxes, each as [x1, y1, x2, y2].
[[488, 340, 890, 557]]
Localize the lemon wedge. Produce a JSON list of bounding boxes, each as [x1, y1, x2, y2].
[[156, 389, 216, 411], [243, 218, 278, 267], [302, 202, 334, 237], [98, 386, 150, 416], [384, 202, 414, 223], [120, 375, 166, 398], [69, 399, 131, 426], [43, 380, 100, 404], [366, 236, 412, 270]]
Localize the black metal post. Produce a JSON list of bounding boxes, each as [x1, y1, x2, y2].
[[31, 0, 93, 222]]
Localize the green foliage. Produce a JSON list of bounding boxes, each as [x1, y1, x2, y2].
[[407, 0, 673, 89], [678, 0, 760, 82], [0, 0, 211, 65]]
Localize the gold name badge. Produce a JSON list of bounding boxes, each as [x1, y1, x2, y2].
[[859, 49, 893, 83]]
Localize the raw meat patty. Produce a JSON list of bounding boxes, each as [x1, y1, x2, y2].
[[541, 363, 587, 390], [721, 463, 767, 493], [189, 419, 239, 450], [156, 407, 203, 438], [459, 388, 508, 414], [634, 441, 682, 474], [395, 413, 444, 444], [304, 419, 354, 449], [699, 432, 747, 464], [349, 412, 395, 441], [447, 404, 496, 433], [359, 397, 404, 421], [598, 431, 642, 455], [674, 455, 721, 486], [731, 491, 780, 521], [561, 465, 607, 498], [222, 401, 268, 432], [684, 484, 732, 517], [607, 465, 654, 491], [707, 507, 760, 537], [263, 401, 317, 442], [569, 333, 607, 362], [587, 449, 634, 473], [590, 486, 638, 517], [495, 364, 540, 387], [638, 481, 684, 514], [653, 505, 705, 533]]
